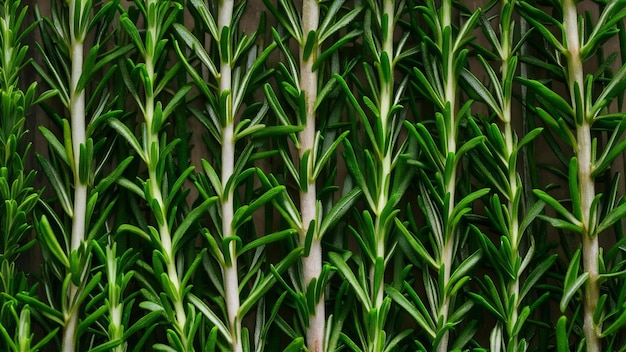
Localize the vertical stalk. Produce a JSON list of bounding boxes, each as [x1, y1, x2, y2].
[[106, 244, 125, 352], [136, 0, 188, 348], [373, 0, 395, 315], [0, 0, 41, 349], [500, 1, 523, 348], [334, 1, 407, 349], [63, 0, 87, 349], [299, 0, 323, 350], [353, 1, 400, 350], [217, 2, 242, 351], [437, 1, 457, 350], [562, 1, 600, 350]]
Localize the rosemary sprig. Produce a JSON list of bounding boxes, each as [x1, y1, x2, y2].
[[400, 1, 486, 350], [174, 1, 301, 350], [462, 2, 558, 350], [112, 1, 205, 349], [33, 0, 129, 349], [0, 0, 54, 348], [334, 0, 416, 349], [262, 0, 362, 350], [519, 1, 626, 350]]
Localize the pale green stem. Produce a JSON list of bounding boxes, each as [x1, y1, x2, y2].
[[562, 1, 600, 350], [368, 1, 395, 351], [1, 9, 13, 87], [578, 122, 600, 352], [504, 103, 522, 347], [69, 5, 86, 271], [299, 0, 323, 350], [69, 12, 87, 255], [143, 1, 188, 348], [221, 124, 241, 352], [500, 7, 523, 346], [62, 284, 79, 351], [17, 307, 32, 351], [437, 1, 457, 351], [217, 2, 242, 351], [63, 1, 87, 349], [107, 245, 125, 352]]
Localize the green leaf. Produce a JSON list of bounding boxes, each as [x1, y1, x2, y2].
[[556, 316, 570, 352], [239, 229, 296, 255], [120, 15, 145, 55], [318, 187, 362, 238], [118, 224, 150, 242], [77, 297, 106, 335], [601, 308, 626, 337], [460, 68, 502, 118], [455, 136, 485, 166], [379, 51, 392, 84], [219, 25, 230, 63], [596, 200, 626, 235], [396, 218, 437, 269], [568, 158, 582, 221], [274, 0, 303, 42], [300, 150, 310, 192], [37, 154, 73, 217], [334, 74, 380, 156], [241, 125, 303, 140], [95, 156, 133, 194], [200, 159, 223, 198], [32, 52, 69, 106], [318, 2, 362, 44], [303, 220, 316, 256], [108, 118, 146, 162], [594, 136, 626, 177], [264, 83, 292, 127], [161, 85, 192, 127], [232, 186, 285, 230], [386, 286, 436, 338], [173, 23, 218, 78], [313, 131, 350, 179], [39, 126, 70, 167], [533, 189, 581, 227], [520, 254, 558, 301], [446, 250, 481, 295], [313, 29, 361, 72], [561, 249, 588, 312], [537, 215, 583, 233], [518, 78, 573, 116], [283, 337, 304, 352], [38, 215, 69, 268], [181, 248, 207, 289], [329, 252, 370, 309], [16, 294, 63, 325], [172, 197, 218, 253], [188, 0, 219, 39], [166, 165, 196, 208], [302, 30, 316, 61], [372, 257, 384, 302], [591, 62, 626, 116], [78, 139, 93, 184], [517, 127, 544, 152], [518, 2, 565, 53], [477, 10, 502, 56], [239, 247, 303, 317]]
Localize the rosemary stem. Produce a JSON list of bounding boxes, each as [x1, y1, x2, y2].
[[562, 0, 600, 350], [63, 1, 86, 349], [218, 2, 242, 351], [299, 0, 323, 350], [143, 1, 189, 347], [437, 1, 457, 351]]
